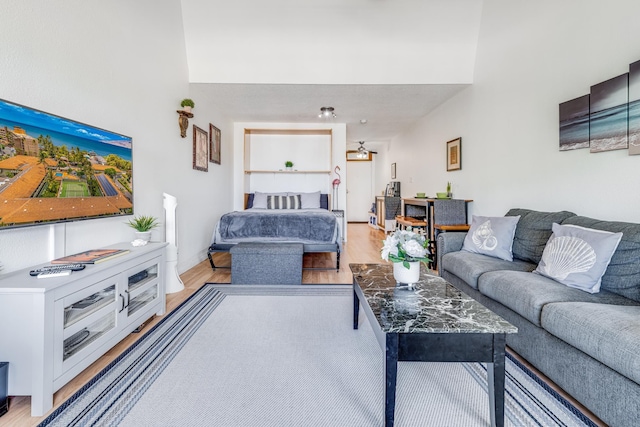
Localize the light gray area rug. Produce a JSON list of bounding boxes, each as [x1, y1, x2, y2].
[[39, 285, 595, 427]]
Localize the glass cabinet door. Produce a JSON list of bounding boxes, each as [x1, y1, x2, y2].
[[64, 284, 115, 328], [62, 284, 116, 361], [126, 263, 159, 317]]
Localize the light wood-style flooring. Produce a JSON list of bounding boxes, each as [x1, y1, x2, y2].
[[2, 223, 385, 426], [2, 223, 604, 426]]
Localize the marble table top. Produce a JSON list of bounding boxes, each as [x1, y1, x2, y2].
[[350, 263, 517, 335]]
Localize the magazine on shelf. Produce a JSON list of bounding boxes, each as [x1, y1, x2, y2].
[[52, 249, 130, 265]]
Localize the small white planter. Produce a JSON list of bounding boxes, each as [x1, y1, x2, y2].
[[393, 261, 420, 287], [134, 231, 152, 243]]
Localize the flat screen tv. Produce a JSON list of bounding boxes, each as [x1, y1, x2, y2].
[[0, 98, 133, 229]]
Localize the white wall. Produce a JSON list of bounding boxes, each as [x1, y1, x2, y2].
[[0, 1, 233, 273], [389, 0, 640, 222]]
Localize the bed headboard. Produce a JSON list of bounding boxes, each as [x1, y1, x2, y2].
[[245, 193, 329, 210]]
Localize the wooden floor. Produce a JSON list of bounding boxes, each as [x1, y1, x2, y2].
[[2, 222, 604, 426]]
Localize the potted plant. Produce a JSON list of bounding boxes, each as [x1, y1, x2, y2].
[[285, 160, 294, 170], [127, 215, 159, 243], [381, 229, 431, 288], [446, 181, 452, 198], [180, 98, 195, 113]]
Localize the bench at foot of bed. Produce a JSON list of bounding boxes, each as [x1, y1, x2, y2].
[[207, 243, 340, 272], [230, 242, 303, 285]]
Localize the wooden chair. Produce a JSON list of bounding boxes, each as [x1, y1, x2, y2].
[[395, 215, 427, 235]]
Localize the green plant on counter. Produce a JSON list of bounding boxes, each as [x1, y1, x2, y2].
[[126, 215, 159, 232], [446, 181, 452, 193], [285, 160, 294, 168]]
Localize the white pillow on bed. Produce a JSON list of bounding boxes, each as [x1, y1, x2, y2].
[[289, 191, 321, 209], [252, 191, 288, 209]]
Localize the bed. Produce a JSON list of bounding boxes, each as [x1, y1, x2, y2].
[[207, 192, 341, 271]]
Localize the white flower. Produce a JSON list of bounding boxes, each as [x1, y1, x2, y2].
[[403, 239, 428, 258], [380, 229, 430, 263], [381, 234, 399, 261]]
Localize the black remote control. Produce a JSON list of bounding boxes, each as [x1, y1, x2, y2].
[[29, 264, 86, 276]]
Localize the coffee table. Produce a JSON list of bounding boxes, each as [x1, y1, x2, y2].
[[350, 263, 517, 427]]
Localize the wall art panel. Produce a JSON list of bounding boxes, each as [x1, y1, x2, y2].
[[559, 94, 590, 151], [589, 73, 629, 153], [629, 60, 640, 155]]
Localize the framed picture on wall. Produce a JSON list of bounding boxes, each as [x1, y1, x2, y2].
[[209, 123, 221, 164], [446, 137, 461, 171], [391, 162, 396, 179], [193, 125, 208, 172]]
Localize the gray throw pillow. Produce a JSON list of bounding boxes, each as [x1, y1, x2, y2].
[[462, 215, 520, 261], [534, 223, 623, 293], [252, 191, 288, 209]]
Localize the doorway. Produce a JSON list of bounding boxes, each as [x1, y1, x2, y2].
[[346, 159, 374, 222]]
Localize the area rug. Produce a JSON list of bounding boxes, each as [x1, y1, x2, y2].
[[39, 284, 597, 427]]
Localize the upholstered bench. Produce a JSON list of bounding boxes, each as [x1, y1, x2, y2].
[[230, 242, 303, 285]]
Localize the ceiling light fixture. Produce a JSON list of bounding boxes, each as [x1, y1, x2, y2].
[[318, 106, 336, 119], [356, 141, 369, 158]]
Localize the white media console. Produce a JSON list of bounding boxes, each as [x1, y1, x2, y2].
[[0, 242, 167, 416]]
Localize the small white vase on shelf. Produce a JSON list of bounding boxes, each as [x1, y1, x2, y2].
[[393, 261, 420, 287]]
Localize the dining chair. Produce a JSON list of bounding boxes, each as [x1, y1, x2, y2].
[[431, 199, 471, 269]]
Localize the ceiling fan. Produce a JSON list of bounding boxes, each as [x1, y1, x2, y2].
[[356, 141, 377, 157]]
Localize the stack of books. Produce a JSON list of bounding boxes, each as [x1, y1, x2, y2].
[[52, 249, 130, 265]]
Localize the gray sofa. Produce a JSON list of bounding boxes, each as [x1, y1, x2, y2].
[[437, 208, 640, 427]]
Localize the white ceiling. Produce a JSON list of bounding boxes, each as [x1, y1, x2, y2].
[[181, 0, 483, 144]]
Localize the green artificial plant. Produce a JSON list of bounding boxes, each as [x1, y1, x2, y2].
[[180, 98, 195, 108], [127, 215, 159, 232]]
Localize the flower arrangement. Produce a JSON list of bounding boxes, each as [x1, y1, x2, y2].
[[381, 229, 431, 269]]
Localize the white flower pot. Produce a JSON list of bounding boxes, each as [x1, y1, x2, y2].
[[393, 261, 420, 286], [134, 231, 152, 242]]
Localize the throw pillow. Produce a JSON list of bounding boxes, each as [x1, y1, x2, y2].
[[288, 191, 321, 209], [462, 215, 521, 261], [267, 195, 301, 210], [252, 191, 288, 209], [534, 223, 623, 293]]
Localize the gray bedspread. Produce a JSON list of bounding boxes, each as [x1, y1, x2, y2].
[[214, 208, 339, 244]]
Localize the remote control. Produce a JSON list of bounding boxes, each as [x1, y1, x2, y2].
[[37, 270, 72, 278], [29, 264, 86, 277]]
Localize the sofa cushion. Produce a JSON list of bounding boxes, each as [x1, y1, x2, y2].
[[505, 208, 577, 264], [541, 302, 640, 385], [442, 251, 536, 290], [477, 270, 632, 326], [562, 216, 640, 302], [534, 223, 622, 294], [462, 215, 520, 261]]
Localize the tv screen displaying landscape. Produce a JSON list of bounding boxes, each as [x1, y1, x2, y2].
[[0, 98, 132, 229]]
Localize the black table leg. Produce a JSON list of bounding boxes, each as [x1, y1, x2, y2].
[[488, 334, 506, 427], [353, 289, 360, 330], [385, 333, 399, 427]]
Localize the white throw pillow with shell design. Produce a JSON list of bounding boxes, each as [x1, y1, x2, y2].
[[462, 215, 520, 261], [534, 223, 623, 293]]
